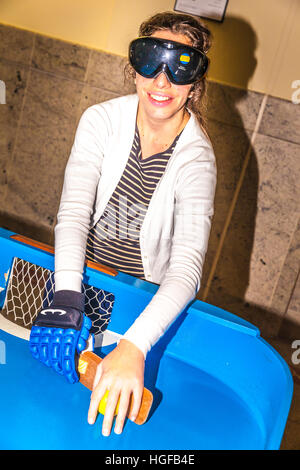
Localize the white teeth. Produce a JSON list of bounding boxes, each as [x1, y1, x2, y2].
[[150, 94, 170, 101]]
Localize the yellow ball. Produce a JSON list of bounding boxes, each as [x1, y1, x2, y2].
[[98, 390, 120, 416]]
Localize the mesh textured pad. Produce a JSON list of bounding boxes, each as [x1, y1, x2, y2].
[[1, 257, 115, 335]]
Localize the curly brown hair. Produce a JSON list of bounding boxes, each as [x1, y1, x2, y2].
[[125, 11, 212, 130]]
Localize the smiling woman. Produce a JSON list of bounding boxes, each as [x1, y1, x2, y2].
[[29, 11, 217, 438]]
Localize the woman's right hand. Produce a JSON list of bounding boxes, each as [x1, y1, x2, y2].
[[88, 338, 145, 436]]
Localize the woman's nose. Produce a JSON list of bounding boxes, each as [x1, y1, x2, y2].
[[153, 72, 171, 88]]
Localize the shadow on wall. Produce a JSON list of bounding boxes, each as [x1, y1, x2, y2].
[[198, 16, 275, 337], [208, 15, 258, 89]]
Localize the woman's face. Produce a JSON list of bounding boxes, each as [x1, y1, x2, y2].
[[135, 29, 194, 123]]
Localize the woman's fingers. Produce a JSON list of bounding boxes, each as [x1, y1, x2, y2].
[[88, 382, 143, 435], [114, 389, 131, 435], [88, 380, 107, 425], [129, 384, 143, 422], [102, 387, 121, 436]]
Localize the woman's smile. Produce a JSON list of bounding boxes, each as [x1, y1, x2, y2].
[[147, 91, 174, 106]]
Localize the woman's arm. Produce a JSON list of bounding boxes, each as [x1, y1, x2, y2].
[[123, 150, 217, 357], [30, 105, 111, 385], [54, 105, 110, 292], [89, 148, 216, 436]]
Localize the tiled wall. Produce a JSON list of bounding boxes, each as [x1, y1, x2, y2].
[[0, 24, 299, 341]]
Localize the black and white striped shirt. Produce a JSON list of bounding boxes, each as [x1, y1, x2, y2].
[[86, 125, 181, 278]]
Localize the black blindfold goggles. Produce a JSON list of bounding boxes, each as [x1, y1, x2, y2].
[[129, 36, 209, 85]]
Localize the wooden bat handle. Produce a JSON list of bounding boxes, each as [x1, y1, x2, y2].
[[78, 351, 153, 425]]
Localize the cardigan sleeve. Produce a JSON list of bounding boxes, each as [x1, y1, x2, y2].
[[122, 147, 217, 357], [54, 105, 110, 292]]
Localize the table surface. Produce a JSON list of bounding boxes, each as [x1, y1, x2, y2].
[[0, 328, 265, 450]]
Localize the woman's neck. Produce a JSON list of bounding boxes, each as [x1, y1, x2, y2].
[[135, 106, 190, 160], [136, 106, 190, 148]]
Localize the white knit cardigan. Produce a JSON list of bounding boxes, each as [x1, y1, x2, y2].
[[54, 93, 217, 357]]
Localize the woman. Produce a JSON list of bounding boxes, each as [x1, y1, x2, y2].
[[30, 12, 216, 437]]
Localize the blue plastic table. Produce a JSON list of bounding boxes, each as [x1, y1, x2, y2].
[[0, 228, 293, 449]]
